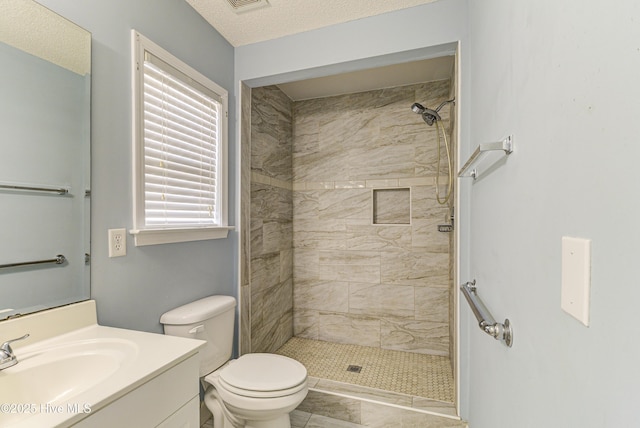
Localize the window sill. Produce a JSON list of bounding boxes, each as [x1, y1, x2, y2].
[[129, 226, 234, 246]]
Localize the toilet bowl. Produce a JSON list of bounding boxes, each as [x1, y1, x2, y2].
[[160, 296, 307, 428]]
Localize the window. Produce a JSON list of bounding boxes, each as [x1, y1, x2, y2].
[[131, 31, 231, 246]]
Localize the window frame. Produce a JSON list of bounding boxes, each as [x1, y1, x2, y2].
[[130, 30, 231, 246]]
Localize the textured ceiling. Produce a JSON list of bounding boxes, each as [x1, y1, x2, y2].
[[185, 0, 439, 47], [1, 0, 90, 75]]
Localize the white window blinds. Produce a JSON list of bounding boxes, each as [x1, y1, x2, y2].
[[142, 52, 221, 228]]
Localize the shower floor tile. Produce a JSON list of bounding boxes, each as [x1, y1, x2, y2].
[[275, 337, 454, 404]]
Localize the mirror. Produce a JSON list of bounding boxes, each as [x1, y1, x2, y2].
[[0, 0, 91, 320]]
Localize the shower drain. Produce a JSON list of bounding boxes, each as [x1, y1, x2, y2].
[[346, 365, 362, 373]]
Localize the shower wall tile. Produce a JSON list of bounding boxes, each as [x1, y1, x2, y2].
[[411, 185, 451, 220], [293, 308, 319, 339], [318, 188, 371, 220], [280, 248, 293, 282], [373, 188, 411, 224], [415, 286, 450, 323], [290, 80, 453, 356], [251, 86, 293, 182], [293, 248, 319, 281], [381, 250, 449, 286], [348, 283, 415, 318], [292, 190, 319, 219], [249, 86, 294, 353], [319, 264, 380, 284], [381, 318, 449, 356], [318, 313, 381, 348], [294, 279, 349, 313], [294, 218, 347, 250], [344, 224, 413, 251], [412, 219, 449, 252]]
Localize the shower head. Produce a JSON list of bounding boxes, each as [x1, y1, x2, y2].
[[410, 99, 455, 126], [411, 102, 441, 126], [411, 102, 425, 114]]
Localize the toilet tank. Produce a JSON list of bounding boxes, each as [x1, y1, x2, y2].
[[160, 295, 236, 377]]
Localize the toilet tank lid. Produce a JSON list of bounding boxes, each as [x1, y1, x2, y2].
[[160, 295, 236, 325]]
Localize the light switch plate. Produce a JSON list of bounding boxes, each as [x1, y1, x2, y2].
[[561, 236, 591, 326]]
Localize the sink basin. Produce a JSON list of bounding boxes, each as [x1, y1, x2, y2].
[[0, 338, 137, 425]]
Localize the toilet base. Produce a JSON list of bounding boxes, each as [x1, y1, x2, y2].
[[244, 414, 290, 428], [204, 386, 292, 428]]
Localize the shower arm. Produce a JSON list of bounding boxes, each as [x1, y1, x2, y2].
[[434, 99, 455, 113]]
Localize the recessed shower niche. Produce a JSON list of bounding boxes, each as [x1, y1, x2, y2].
[[372, 188, 411, 225]]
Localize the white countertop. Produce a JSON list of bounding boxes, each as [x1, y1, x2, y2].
[[0, 301, 205, 427]]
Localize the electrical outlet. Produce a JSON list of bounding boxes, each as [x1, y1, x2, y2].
[[108, 228, 127, 257]]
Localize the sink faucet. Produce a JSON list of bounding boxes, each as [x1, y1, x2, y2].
[[0, 334, 30, 370]]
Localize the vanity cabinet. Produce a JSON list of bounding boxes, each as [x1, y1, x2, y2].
[[72, 354, 200, 427]]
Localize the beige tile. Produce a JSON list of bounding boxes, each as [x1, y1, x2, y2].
[[304, 181, 335, 190], [293, 308, 318, 339], [293, 249, 319, 281], [373, 188, 411, 225], [314, 379, 413, 407], [297, 390, 361, 424], [345, 224, 412, 251], [318, 313, 381, 348], [415, 286, 449, 323], [318, 250, 380, 266], [412, 397, 458, 416], [294, 280, 349, 313], [319, 264, 381, 284], [276, 337, 454, 403], [411, 218, 450, 252], [348, 283, 414, 318], [294, 218, 347, 250], [360, 401, 465, 428], [334, 180, 366, 189], [380, 249, 449, 286], [290, 410, 311, 428], [304, 414, 365, 428], [381, 318, 449, 356], [318, 188, 371, 220], [365, 178, 399, 188]]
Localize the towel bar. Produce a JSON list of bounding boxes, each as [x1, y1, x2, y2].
[[0, 255, 66, 270]]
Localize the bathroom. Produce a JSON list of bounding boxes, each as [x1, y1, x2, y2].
[[3, 0, 640, 427]]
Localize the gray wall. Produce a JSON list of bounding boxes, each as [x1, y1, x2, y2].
[[39, 0, 237, 333], [464, 0, 640, 426]]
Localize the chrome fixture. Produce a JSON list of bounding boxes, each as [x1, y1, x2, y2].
[[461, 280, 513, 347], [0, 254, 66, 270], [0, 182, 68, 195], [410, 99, 455, 126], [411, 98, 456, 204], [0, 334, 29, 370], [458, 135, 514, 180]]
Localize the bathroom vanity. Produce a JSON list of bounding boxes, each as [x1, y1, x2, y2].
[[0, 301, 205, 427]]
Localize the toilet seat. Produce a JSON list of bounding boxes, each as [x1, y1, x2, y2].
[[215, 353, 307, 398]]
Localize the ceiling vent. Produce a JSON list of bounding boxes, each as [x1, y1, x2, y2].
[[225, 0, 270, 14]]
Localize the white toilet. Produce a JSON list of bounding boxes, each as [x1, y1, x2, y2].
[[160, 295, 308, 428]]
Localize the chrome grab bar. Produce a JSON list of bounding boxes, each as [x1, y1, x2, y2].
[[460, 280, 513, 347], [0, 255, 66, 270], [0, 183, 68, 195]]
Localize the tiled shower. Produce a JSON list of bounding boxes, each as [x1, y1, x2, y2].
[[239, 78, 456, 404]]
